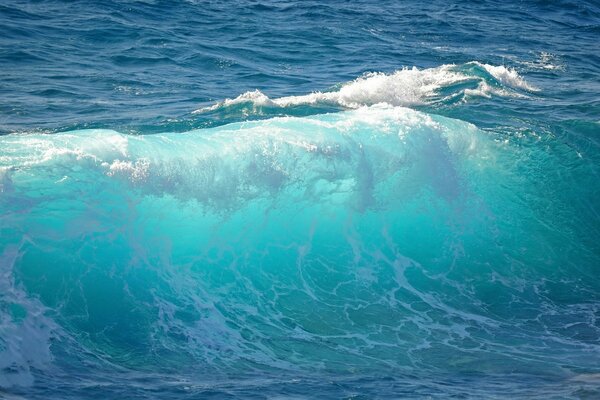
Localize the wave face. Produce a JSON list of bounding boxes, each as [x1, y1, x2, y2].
[[1, 106, 599, 398]]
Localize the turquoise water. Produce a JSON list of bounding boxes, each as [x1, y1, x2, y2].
[[1, 1, 600, 399]]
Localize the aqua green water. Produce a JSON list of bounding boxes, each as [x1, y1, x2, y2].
[[2, 103, 599, 398]]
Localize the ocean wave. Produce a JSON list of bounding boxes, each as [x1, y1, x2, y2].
[[194, 62, 537, 114], [0, 106, 483, 207], [1, 106, 597, 394], [0, 106, 495, 386]]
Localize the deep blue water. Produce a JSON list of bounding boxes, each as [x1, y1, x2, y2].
[[1, 1, 600, 399]]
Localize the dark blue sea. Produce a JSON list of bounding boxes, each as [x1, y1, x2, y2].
[[1, 1, 600, 399]]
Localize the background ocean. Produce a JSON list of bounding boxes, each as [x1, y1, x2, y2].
[[1, 0, 599, 399]]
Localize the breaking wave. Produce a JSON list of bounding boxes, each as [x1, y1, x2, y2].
[[195, 62, 537, 114], [1, 105, 598, 399]]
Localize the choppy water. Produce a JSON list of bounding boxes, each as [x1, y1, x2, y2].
[[1, 1, 600, 399]]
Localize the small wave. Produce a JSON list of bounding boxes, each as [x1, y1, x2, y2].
[[194, 62, 537, 114], [473, 62, 538, 91]]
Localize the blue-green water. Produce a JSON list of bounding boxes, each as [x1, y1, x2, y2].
[[1, 1, 599, 399]]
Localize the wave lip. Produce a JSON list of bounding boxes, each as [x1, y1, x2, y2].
[[194, 62, 538, 114], [0, 106, 484, 208]]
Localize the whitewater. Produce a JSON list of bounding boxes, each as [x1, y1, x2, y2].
[[195, 62, 537, 113]]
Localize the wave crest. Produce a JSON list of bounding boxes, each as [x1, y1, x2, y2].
[[195, 62, 537, 114]]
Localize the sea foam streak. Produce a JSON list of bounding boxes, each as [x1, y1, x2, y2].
[[195, 62, 537, 113]]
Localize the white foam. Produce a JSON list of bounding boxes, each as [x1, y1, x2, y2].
[[0, 130, 130, 169], [196, 65, 468, 113], [195, 62, 537, 113], [276, 66, 469, 108], [203, 89, 276, 111], [463, 80, 526, 100], [473, 62, 538, 92]]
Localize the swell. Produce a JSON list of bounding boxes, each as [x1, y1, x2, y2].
[[1, 106, 598, 391]]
